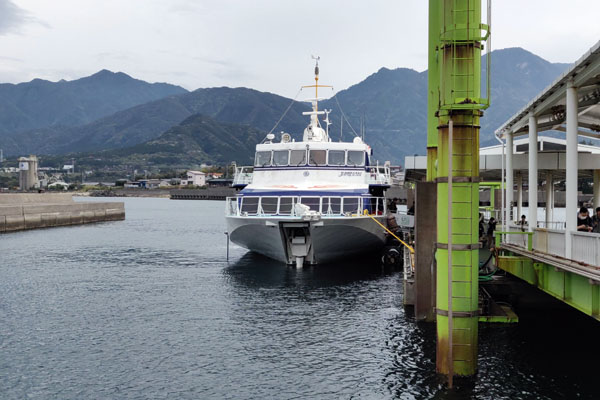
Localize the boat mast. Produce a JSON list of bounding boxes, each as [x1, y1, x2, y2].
[[314, 55, 319, 112], [302, 56, 332, 114]]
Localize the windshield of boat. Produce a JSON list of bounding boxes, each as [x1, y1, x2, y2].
[[273, 150, 289, 166], [290, 150, 306, 166], [255, 151, 271, 167], [328, 150, 345, 166], [309, 150, 326, 166], [347, 151, 365, 166]]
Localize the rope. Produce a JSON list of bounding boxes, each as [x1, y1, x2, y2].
[[267, 87, 303, 135], [333, 94, 360, 139]]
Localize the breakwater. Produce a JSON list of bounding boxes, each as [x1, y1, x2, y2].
[[0, 193, 125, 233]]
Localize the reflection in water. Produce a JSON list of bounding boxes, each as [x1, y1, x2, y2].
[[224, 252, 398, 290], [0, 198, 598, 399]]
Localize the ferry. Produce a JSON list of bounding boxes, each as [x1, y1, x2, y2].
[[225, 58, 392, 267]]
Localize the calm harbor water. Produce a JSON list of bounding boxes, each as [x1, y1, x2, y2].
[[1, 197, 598, 399]]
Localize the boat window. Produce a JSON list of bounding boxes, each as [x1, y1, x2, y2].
[[300, 197, 321, 212], [342, 197, 360, 214], [309, 150, 327, 166], [347, 151, 365, 166], [328, 150, 345, 166], [241, 197, 259, 215], [290, 150, 306, 166], [324, 197, 341, 214], [260, 197, 278, 214], [255, 151, 272, 167], [279, 197, 294, 215], [272, 150, 289, 166]]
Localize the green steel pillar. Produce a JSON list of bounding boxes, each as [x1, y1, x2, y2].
[[427, 0, 441, 181], [434, 0, 490, 381]]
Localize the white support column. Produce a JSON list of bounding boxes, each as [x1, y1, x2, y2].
[[565, 80, 578, 259], [506, 133, 514, 224], [516, 173, 523, 222], [545, 172, 553, 226], [528, 113, 538, 231], [594, 170, 600, 210]]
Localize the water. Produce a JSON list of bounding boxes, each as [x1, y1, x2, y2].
[[1, 197, 598, 399]]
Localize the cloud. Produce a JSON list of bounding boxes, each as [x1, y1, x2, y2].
[[167, 1, 203, 15], [0, 55, 22, 63], [95, 52, 134, 63], [0, 0, 48, 35]]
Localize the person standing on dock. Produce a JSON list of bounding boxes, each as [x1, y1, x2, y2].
[[519, 215, 527, 232], [486, 217, 497, 249], [592, 207, 600, 233], [388, 198, 397, 213], [479, 213, 485, 240], [577, 207, 593, 232]]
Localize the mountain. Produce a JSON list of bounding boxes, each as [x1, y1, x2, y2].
[[1, 87, 310, 156], [320, 67, 428, 163], [70, 114, 265, 169], [0, 47, 572, 165], [0, 69, 187, 135], [481, 47, 570, 143], [319, 47, 570, 161]]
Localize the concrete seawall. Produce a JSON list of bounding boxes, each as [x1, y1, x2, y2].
[[0, 193, 125, 233]]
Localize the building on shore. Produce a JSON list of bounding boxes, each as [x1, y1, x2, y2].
[[18, 155, 39, 191], [182, 171, 206, 186]]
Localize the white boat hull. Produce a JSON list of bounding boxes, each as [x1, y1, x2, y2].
[[226, 215, 387, 264]]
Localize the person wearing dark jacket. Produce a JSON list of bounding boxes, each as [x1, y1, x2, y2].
[[486, 217, 497, 248], [577, 207, 593, 232], [592, 207, 600, 233]]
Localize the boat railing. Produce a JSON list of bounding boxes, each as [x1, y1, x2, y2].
[[365, 165, 391, 185], [233, 166, 253, 186], [226, 195, 387, 218]]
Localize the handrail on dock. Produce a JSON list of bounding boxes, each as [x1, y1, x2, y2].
[[495, 231, 534, 251]]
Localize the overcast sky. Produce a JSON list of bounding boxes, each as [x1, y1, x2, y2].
[[1, 0, 599, 98]]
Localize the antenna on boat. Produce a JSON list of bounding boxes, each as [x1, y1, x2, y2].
[[361, 112, 366, 142], [312, 55, 320, 111], [302, 55, 332, 114]]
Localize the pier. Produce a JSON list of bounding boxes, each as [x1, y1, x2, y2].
[[493, 40, 600, 321], [403, 11, 600, 384], [399, 1, 600, 385], [0, 193, 125, 233]]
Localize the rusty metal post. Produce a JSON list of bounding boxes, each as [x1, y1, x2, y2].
[[434, 0, 490, 381]]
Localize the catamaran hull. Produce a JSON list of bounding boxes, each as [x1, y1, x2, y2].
[[226, 216, 387, 264]]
